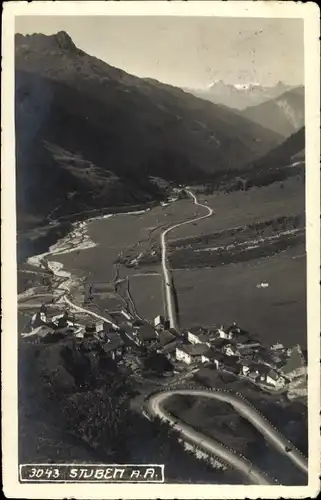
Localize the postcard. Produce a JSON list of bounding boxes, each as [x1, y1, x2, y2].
[[2, 1, 320, 498]]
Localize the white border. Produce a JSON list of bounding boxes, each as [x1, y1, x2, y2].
[[2, 2, 320, 499]]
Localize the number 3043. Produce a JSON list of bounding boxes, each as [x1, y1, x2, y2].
[[29, 468, 60, 479]]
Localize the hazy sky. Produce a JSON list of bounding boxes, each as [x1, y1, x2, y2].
[[15, 16, 304, 88]]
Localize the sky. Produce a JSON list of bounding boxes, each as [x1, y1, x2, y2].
[[15, 16, 304, 89]]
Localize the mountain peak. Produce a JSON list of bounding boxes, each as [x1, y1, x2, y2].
[[54, 31, 76, 50], [15, 31, 83, 55]]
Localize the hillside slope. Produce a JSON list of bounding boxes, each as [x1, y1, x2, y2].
[[15, 31, 282, 228], [241, 87, 304, 138], [242, 127, 305, 189], [249, 127, 305, 170]]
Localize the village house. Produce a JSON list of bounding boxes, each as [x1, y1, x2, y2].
[[236, 339, 261, 351], [201, 348, 219, 364], [216, 325, 236, 340], [101, 333, 124, 361], [201, 350, 237, 371], [186, 326, 208, 345], [266, 369, 286, 389], [39, 304, 47, 323], [154, 315, 170, 330], [95, 320, 104, 333], [271, 343, 285, 353], [156, 330, 176, 350], [31, 311, 48, 329], [209, 337, 231, 351], [253, 348, 277, 368], [223, 343, 239, 357], [223, 355, 240, 375], [247, 363, 271, 382], [74, 325, 86, 338], [240, 362, 251, 376], [135, 323, 158, 347], [162, 339, 181, 360], [248, 371, 260, 383], [216, 323, 243, 341], [154, 315, 164, 329], [176, 344, 208, 365]]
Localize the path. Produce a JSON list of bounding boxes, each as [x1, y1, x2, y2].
[[147, 388, 308, 485], [160, 190, 213, 330]]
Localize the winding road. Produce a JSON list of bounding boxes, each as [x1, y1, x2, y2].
[[22, 192, 309, 484], [160, 190, 213, 330], [147, 388, 308, 485]]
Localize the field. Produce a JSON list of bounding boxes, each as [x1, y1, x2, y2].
[[173, 247, 306, 347], [52, 198, 203, 313], [128, 274, 163, 321], [53, 199, 203, 280], [49, 178, 306, 347], [169, 178, 304, 242]]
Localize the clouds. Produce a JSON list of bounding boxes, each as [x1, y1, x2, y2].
[[15, 16, 304, 88]]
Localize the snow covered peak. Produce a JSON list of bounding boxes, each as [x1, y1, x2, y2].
[[233, 82, 261, 90]]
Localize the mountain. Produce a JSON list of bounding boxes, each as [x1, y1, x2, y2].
[[184, 81, 297, 111], [245, 127, 305, 186], [240, 87, 305, 138], [15, 32, 282, 229]]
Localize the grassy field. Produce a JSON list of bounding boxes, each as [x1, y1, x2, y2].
[[169, 178, 304, 242], [53, 199, 203, 284], [128, 274, 163, 321], [173, 246, 306, 347], [51, 180, 306, 348]]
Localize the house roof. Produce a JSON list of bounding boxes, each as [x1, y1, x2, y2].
[[158, 330, 176, 346], [249, 363, 271, 375], [202, 347, 219, 359], [223, 355, 239, 368], [177, 344, 209, 356], [119, 330, 135, 346], [267, 369, 279, 381], [238, 347, 256, 356], [162, 339, 180, 353], [210, 337, 230, 349], [137, 323, 157, 341], [121, 324, 137, 336], [195, 333, 210, 343], [256, 349, 275, 363], [237, 339, 261, 347], [187, 326, 207, 336]]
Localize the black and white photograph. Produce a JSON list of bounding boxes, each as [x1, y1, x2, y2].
[[2, 1, 320, 498]]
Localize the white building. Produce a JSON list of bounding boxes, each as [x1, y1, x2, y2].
[[154, 315, 165, 329], [241, 364, 251, 376], [96, 320, 104, 333], [266, 370, 286, 388], [186, 327, 213, 346], [176, 344, 208, 365], [217, 323, 242, 340], [224, 344, 238, 357], [217, 325, 234, 340], [40, 311, 47, 323]]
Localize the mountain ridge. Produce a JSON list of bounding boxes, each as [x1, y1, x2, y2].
[[15, 31, 283, 228], [184, 80, 301, 111], [240, 87, 305, 137]]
